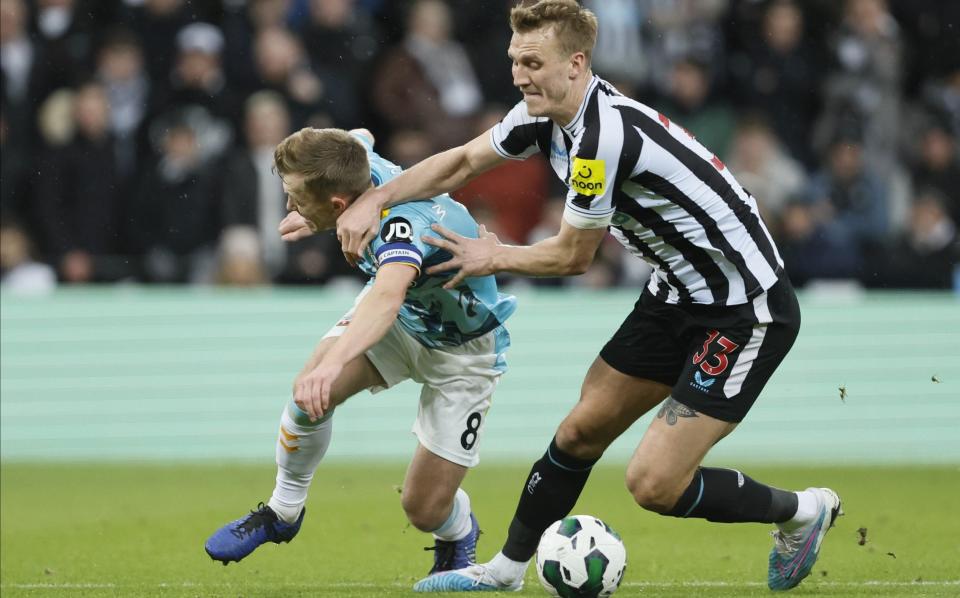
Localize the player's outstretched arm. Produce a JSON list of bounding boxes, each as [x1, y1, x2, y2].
[[293, 263, 416, 421], [337, 131, 505, 266], [424, 219, 606, 289]]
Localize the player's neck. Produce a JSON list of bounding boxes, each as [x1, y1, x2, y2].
[[555, 71, 593, 126]]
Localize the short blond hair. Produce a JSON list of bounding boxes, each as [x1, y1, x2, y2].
[[510, 0, 598, 62], [273, 128, 370, 202]]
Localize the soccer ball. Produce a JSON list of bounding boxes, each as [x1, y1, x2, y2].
[[535, 515, 627, 597]]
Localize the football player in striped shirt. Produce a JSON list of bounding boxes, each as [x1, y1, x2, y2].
[[330, 0, 840, 593]]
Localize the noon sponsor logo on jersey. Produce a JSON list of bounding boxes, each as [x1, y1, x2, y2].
[[570, 157, 605, 196]]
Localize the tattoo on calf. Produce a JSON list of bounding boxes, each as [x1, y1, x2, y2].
[[656, 398, 699, 426]]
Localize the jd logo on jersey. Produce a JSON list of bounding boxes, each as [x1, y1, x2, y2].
[[570, 157, 605, 196], [381, 217, 413, 243]]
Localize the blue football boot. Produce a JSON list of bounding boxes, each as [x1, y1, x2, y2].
[[414, 514, 523, 592], [412, 563, 523, 593], [423, 513, 480, 575], [204, 503, 304, 565], [768, 488, 843, 590]]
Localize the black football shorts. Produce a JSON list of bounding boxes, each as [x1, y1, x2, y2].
[[599, 274, 801, 422]]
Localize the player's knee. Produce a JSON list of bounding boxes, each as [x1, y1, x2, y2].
[[400, 492, 446, 532], [555, 419, 605, 460], [625, 469, 684, 514]]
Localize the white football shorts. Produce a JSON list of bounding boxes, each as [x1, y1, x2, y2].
[[323, 300, 503, 468]]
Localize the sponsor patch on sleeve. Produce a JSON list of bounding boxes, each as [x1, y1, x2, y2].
[[380, 216, 414, 244], [569, 157, 606, 197]]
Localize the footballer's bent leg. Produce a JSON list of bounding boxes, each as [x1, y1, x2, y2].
[[481, 361, 670, 583], [627, 399, 798, 522], [204, 338, 385, 564], [626, 399, 842, 590], [403, 444, 480, 576]]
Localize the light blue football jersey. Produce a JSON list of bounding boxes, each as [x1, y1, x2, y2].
[[351, 132, 516, 368]]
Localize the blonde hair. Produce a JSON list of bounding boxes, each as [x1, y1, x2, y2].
[[273, 128, 370, 202], [510, 0, 598, 62]]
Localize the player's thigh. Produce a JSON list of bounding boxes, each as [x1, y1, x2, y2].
[[295, 337, 386, 407], [401, 443, 468, 519], [409, 329, 504, 469], [626, 399, 737, 508], [555, 356, 672, 460]]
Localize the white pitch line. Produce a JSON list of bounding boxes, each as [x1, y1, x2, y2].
[[5, 579, 959, 590]]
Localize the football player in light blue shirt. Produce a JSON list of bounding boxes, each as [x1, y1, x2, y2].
[[204, 127, 516, 579]]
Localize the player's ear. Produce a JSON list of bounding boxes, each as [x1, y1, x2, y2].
[[330, 195, 349, 215], [569, 51, 586, 79]]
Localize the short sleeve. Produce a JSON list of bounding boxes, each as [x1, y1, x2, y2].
[[490, 101, 546, 161], [563, 118, 626, 230]]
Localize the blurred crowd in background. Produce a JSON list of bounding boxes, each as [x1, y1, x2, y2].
[[1, 0, 958, 293]]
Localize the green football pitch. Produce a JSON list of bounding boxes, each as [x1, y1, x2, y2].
[[2, 463, 958, 597]]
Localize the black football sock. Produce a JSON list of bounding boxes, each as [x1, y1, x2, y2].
[[501, 437, 599, 561], [665, 467, 798, 523]]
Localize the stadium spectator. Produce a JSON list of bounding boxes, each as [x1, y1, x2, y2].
[[727, 115, 807, 233], [654, 56, 736, 158], [1, 0, 48, 154], [875, 189, 959, 288], [298, 0, 380, 93], [131, 115, 221, 283], [729, 0, 820, 168], [910, 118, 960, 225], [147, 21, 240, 155], [584, 0, 648, 89], [778, 199, 863, 286], [32, 0, 94, 92], [34, 81, 122, 283], [95, 29, 150, 182], [251, 26, 344, 128], [642, 0, 728, 95], [119, 0, 191, 85], [222, 0, 293, 92], [220, 91, 291, 278], [215, 225, 269, 286], [806, 125, 889, 251], [816, 0, 903, 176], [371, 0, 483, 151], [0, 221, 56, 295]]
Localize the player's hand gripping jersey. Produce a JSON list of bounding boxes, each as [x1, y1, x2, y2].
[[352, 133, 516, 361], [491, 76, 784, 307]]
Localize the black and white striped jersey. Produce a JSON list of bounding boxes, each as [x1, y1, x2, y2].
[[489, 75, 784, 306]]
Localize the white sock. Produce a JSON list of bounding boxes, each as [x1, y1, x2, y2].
[[432, 488, 473, 541], [779, 489, 819, 532], [267, 402, 333, 524], [488, 551, 529, 583]]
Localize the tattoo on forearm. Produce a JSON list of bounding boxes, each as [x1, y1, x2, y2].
[[656, 398, 698, 426]]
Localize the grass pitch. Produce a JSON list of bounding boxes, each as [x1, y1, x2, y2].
[[1, 463, 958, 597]]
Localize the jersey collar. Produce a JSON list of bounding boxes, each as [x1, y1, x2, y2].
[[560, 75, 599, 136]]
